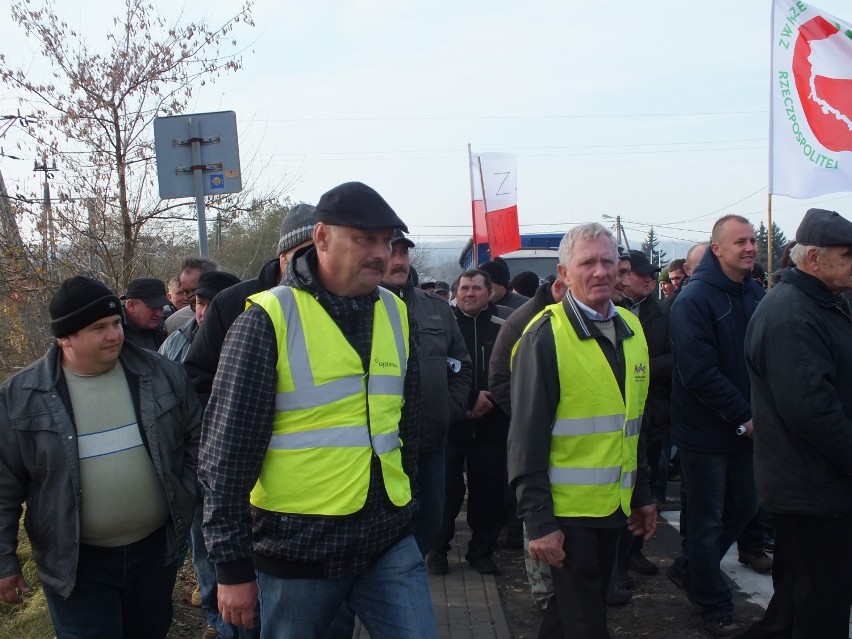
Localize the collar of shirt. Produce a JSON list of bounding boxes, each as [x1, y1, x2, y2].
[[571, 292, 617, 321]]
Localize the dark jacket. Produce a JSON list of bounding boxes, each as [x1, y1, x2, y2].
[[185, 258, 282, 407], [630, 295, 671, 443], [489, 281, 558, 415], [122, 318, 166, 351], [451, 302, 510, 442], [669, 249, 765, 454], [0, 342, 201, 597], [745, 268, 852, 517], [507, 294, 653, 540], [495, 290, 529, 310], [384, 273, 472, 453]]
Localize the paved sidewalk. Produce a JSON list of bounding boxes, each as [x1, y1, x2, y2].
[[354, 525, 511, 638]]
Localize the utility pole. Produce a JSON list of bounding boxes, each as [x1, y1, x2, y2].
[[34, 157, 58, 277]]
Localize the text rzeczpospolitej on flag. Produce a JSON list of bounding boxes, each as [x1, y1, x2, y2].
[[770, 0, 852, 198], [469, 152, 521, 257]]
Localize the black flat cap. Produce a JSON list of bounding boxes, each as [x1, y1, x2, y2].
[[125, 277, 169, 308], [795, 208, 852, 247], [316, 182, 408, 232], [628, 250, 661, 276], [618, 245, 631, 261]]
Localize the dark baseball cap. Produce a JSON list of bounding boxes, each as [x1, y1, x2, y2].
[[434, 281, 450, 293], [795, 208, 852, 247], [194, 271, 241, 301], [628, 250, 661, 277], [125, 277, 169, 308], [391, 228, 415, 248]]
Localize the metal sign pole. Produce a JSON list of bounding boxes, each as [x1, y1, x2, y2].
[[190, 117, 209, 257]]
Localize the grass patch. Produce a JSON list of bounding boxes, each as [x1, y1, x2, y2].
[[0, 522, 54, 639]]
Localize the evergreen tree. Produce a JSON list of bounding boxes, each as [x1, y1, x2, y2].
[[755, 221, 787, 271], [641, 227, 669, 268]]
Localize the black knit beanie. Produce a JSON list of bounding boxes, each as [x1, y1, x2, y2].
[[50, 276, 122, 337]]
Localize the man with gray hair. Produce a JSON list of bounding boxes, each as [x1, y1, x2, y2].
[[509, 223, 656, 638], [740, 208, 852, 639]]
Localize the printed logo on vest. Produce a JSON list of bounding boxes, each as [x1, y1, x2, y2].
[[374, 357, 399, 369]]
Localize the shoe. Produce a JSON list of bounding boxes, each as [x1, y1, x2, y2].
[[702, 616, 742, 637], [738, 550, 773, 574], [189, 585, 202, 607], [467, 556, 499, 574], [667, 566, 702, 611], [628, 551, 659, 576], [426, 551, 448, 575], [606, 586, 632, 607], [201, 626, 219, 639], [764, 538, 775, 553]]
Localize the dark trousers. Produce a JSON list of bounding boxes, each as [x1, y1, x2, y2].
[[669, 449, 758, 619], [741, 513, 852, 639], [539, 526, 620, 639], [42, 527, 178, 639], [412, 448, 446, 556], [737, 505, 772, 554], [435, 438, 505, 560]]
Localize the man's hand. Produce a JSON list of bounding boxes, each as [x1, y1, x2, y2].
[[0, 574, 30, 604], [218, 581, 258, 628], [528, 530, 566, 569], [467, 390, 495, 420], [740, 419, 754, 439], [627, 504, 658, 540]]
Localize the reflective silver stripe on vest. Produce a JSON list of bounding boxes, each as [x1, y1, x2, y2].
[[377, 287, 408, 380], [551, 414, 624, 436], [268, 425, 370, 450], [624, 417, 642, 437], [272, 287, 365, 411], [621, 470, 637, 489], [372, 430, 401, 454], [549, 466, 622, 486], [271, 287, 407, 410], [77, 422, 143, 460]]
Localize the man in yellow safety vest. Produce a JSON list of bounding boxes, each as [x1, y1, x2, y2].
[[508, 222, 657, 639], [199, 182, 438, 638]]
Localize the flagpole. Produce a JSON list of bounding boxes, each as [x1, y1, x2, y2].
[[467, 143, 479, 268], [767, 193, 774, 288], [477, 152, 491, 266]]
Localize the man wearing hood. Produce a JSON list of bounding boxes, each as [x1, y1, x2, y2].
[[666, 215, 764, 637], [184, 203, 317, 407], [382, 230, 472, 556]]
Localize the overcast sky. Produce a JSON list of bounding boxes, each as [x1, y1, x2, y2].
[[2, 0, 852, 257]]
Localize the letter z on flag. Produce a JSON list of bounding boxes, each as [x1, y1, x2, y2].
[[470, 152, 521, 257], [770, 0, 852, 198]]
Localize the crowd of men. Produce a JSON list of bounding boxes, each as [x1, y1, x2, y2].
[[0, 181, 850, 639]]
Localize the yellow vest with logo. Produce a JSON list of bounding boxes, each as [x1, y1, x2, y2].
[[538, 302, 648, 518], [247, 285, 412, 516]]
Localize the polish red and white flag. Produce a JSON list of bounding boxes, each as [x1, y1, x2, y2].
[[770, 0, 852, 198], [469, 151, 521, 257]]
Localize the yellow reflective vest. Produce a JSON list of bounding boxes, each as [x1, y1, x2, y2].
[[247, 285, 412, 516], [541, 302, 649, 518]]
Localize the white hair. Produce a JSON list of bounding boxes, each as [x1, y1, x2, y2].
[[789, 243, 830, 265], [558, 223, 617, 266]]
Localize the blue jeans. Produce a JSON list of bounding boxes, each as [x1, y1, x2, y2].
[[256, 535, 438, 639], [670, 449, 758, 619], [412, 448, 446, 556], [42, 527, 177, 639]]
